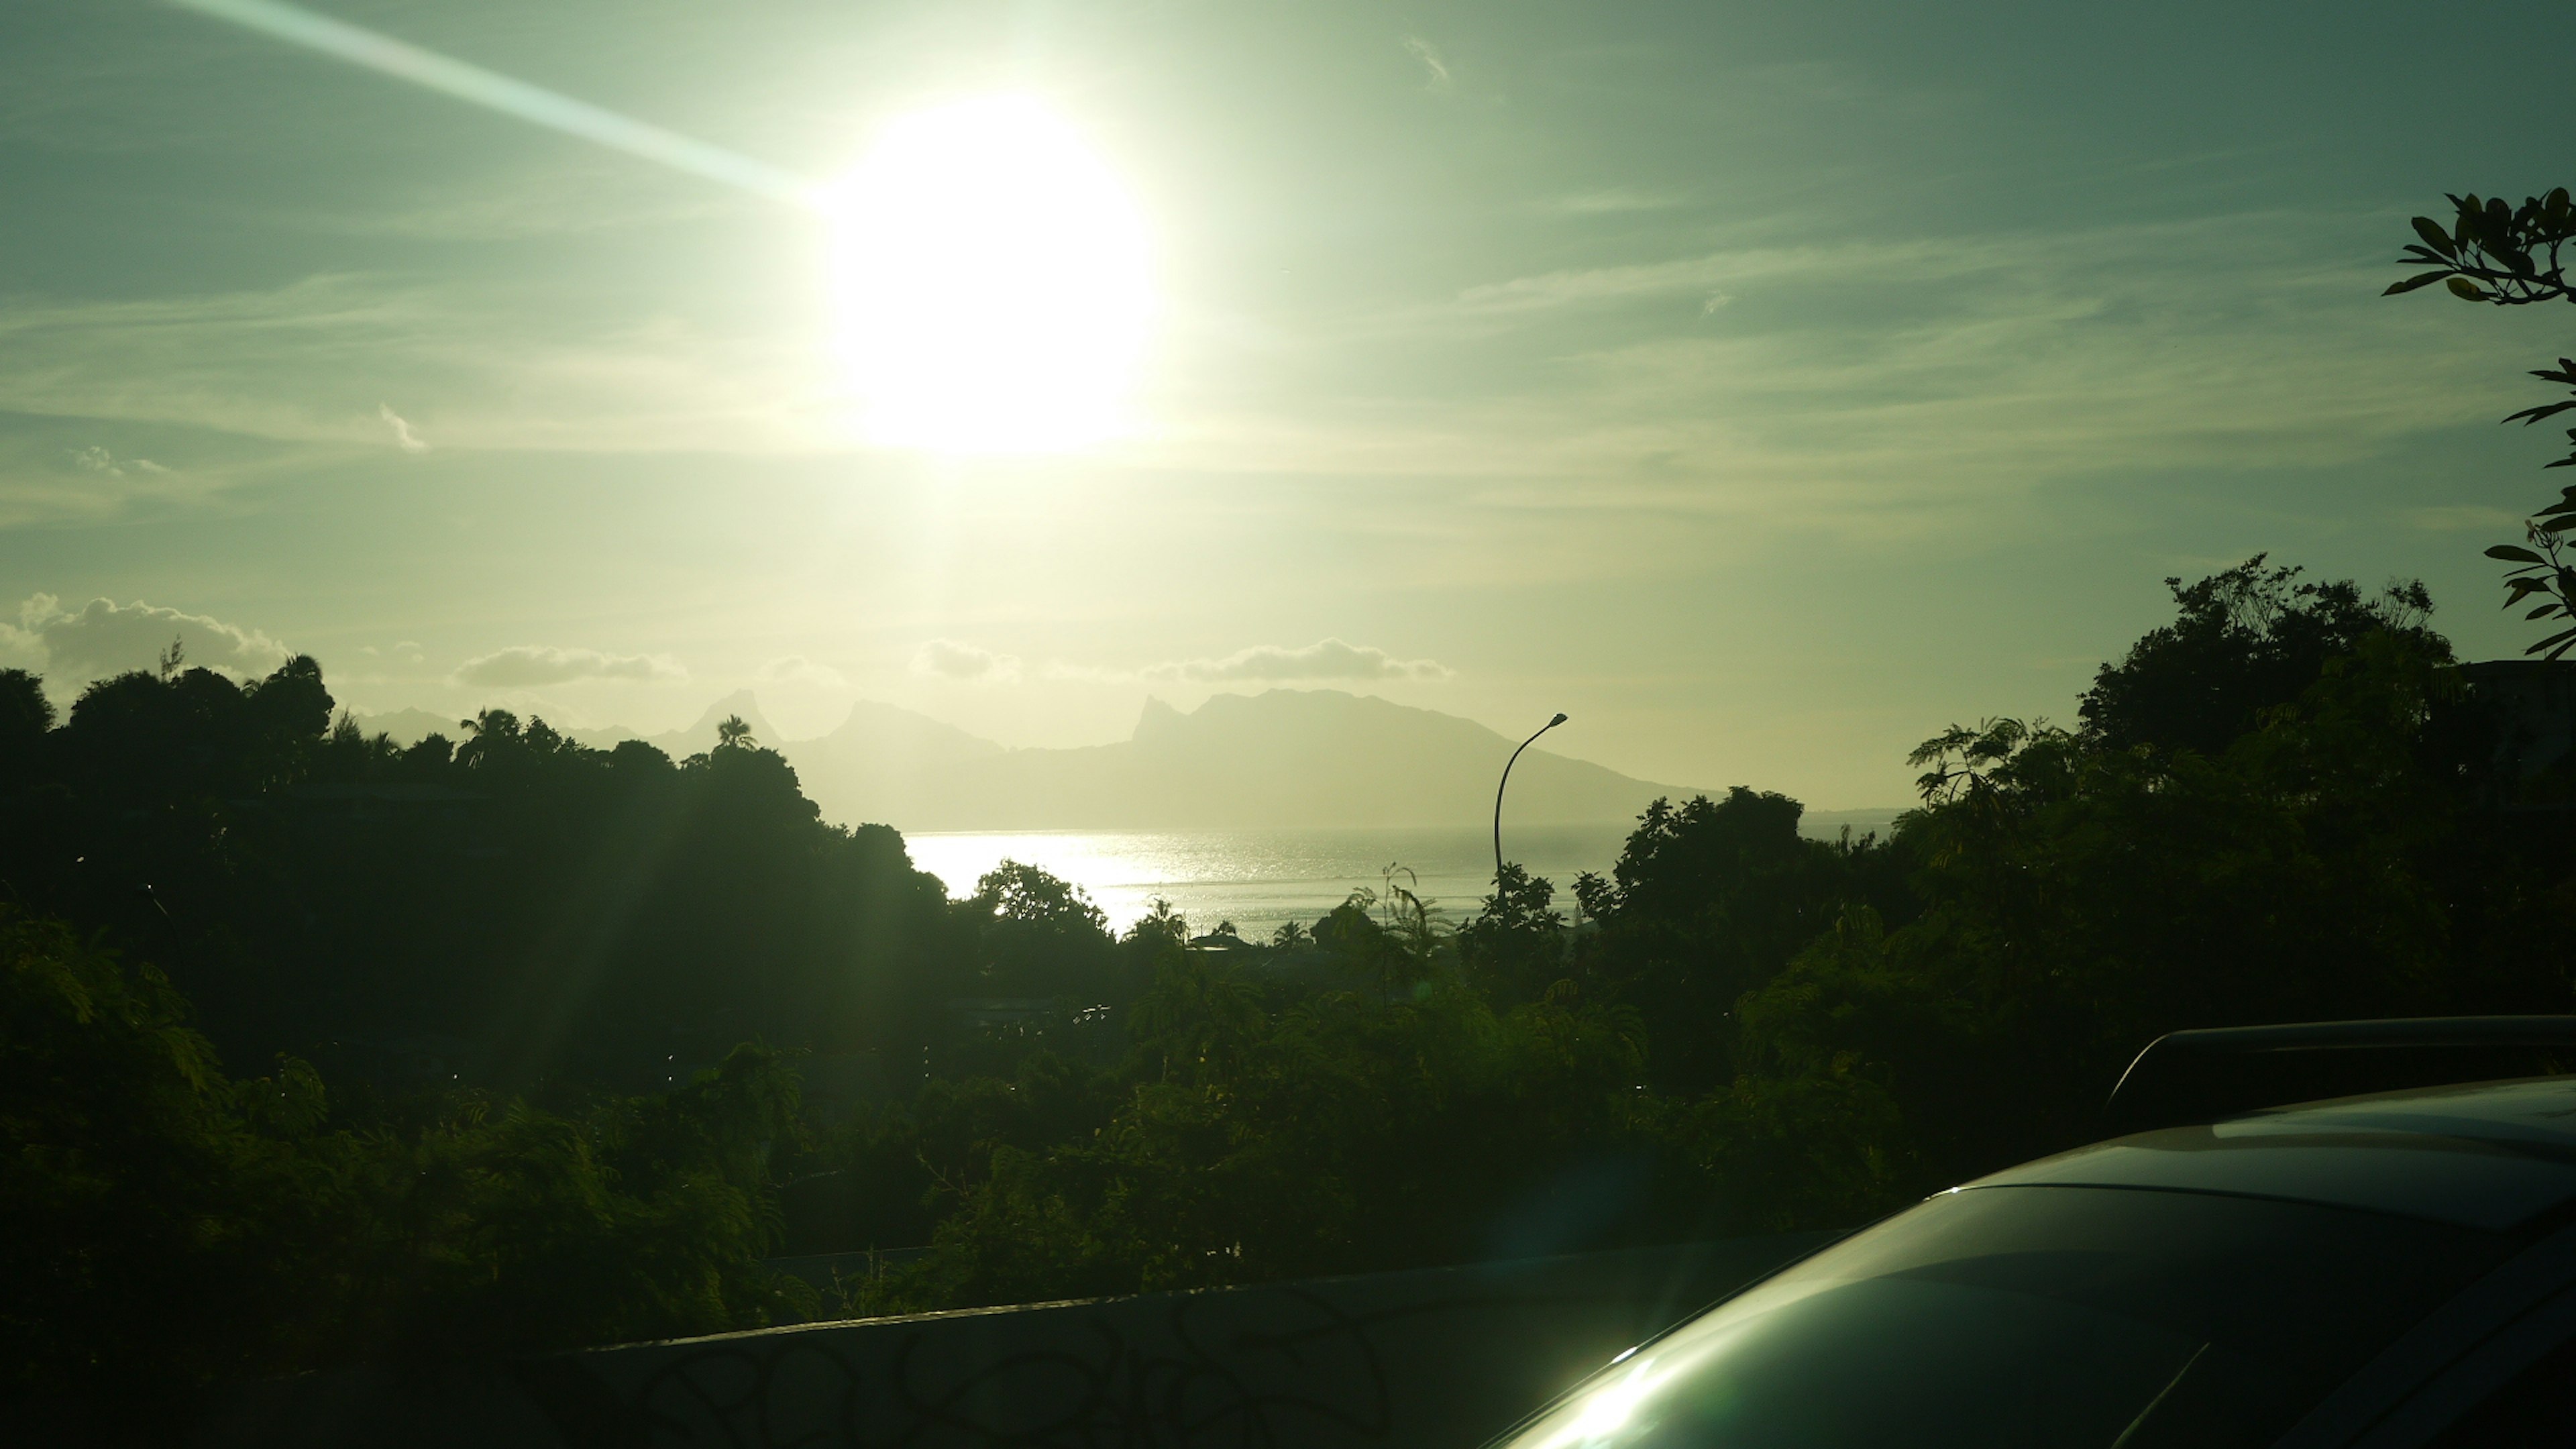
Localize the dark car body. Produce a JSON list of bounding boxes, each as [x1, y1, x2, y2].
[[1495, 1075, 2576, 1448]]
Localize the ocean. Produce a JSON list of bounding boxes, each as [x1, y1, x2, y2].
[[901, 824, 1639, 936]]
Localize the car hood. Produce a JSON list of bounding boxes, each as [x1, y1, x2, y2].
[[1967, 1077, 2576, 1230]]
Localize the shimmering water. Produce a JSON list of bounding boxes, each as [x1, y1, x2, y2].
[[902, 824, 1637, 936]]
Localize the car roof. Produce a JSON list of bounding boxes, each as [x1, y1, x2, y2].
[[1964, 1075, 2576, 1232]]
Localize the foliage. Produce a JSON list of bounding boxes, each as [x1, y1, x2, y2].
[[964, 859, 1123, 1002], [1746, 623, 2563, 1187], [7, 547, 2571, 1395], [2386, 189, 2576, 318], [1, 908, 317, 1399], [2386, 186, 2576, 653], [2074, 555, 2442, 753], [775, 1049, 1124, 1258], [0, 659, 966, 1087], [2486, 482, 2576, 659], [1460, 861, 1567, 1001], [0, 905, 810, 1404], [861, 957, 1665, 1313], [1571, 788, 1909, 1093]]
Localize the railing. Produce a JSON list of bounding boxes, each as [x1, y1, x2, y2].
[[198, 1234, 1826, 1448]]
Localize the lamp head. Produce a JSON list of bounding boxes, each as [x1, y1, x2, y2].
[[1549, 712, 1568, 727]]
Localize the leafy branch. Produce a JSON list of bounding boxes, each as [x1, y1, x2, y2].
[[2389, 188, 2576, 653], [2487, 484, 2576, 660], [2386, 189, 2576, 310], [2387, 194, 2576, 470]]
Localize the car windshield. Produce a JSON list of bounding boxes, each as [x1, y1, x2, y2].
[[1498, 1184, 2514, 1449]]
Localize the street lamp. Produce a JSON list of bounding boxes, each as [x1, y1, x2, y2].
[[1495, 712, 1568, 883]]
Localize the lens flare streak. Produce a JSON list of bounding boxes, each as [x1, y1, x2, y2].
[[169, 0, 815, 207]]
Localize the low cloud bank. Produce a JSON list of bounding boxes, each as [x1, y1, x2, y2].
[[454, 645, 684, 688], [912, 639, 1022, 684], [756, 655, 848, 688], [5, 594, 290, 683]]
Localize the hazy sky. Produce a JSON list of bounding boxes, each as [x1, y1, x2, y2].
[[3, 0, 2568, 807]]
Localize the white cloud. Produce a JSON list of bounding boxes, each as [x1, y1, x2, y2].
[[17, 594, 292, 684], [0, 595, 48, 670], [64, 445, 167, 479], [1401, 35, 1453, 93], [1143, 638, 1453, 684], [755, 654, 849, 688], [1124, 210, 2539, 539], [379, 403, 429, 453], [912, 639, 1022, 683], [453, 645, 685, 687]]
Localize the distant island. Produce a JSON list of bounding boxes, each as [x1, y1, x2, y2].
[[353, 688, 1902, 839]]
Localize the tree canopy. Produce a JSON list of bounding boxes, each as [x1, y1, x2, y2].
[[2, 555, 2569, 1411]]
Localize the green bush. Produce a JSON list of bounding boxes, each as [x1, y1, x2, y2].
[[1, 906, 812, 1403]]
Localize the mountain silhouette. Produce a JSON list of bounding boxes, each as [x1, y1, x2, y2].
[[354, 688, 1900, 837], [341, 705, 466, 746], [784, 688, 1703, 832], [620, 690, 783, 758], [352, 691, 784, 759]]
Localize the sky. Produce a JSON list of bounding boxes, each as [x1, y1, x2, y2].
[[1, 0, 2569, 808]]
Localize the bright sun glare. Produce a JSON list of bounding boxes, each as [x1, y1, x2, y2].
[[824, 96, 1155, 454]]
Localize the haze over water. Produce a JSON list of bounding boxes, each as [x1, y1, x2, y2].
[[904, 824, 1638, 936]]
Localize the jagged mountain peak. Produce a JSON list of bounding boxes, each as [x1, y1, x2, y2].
[[682, 690, 773, 741], [1132, 696, 1185, 741], [788, 686, 1701, 832]]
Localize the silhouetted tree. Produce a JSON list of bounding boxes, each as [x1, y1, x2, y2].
[[1743, 601, 2561, 1189], [967, 859, 1117, 996], [1572, 788, 1902, 1092], [2, 658, 965, 1088], [2076, 556, 2444, 755], [1460, 862, 1566, 1000], [0, 668, 50, 750]]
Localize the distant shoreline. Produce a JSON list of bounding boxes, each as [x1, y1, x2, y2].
[[898, 818, 1902, 933]]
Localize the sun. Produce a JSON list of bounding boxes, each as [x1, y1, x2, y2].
[[822, 97, 1155, 454]]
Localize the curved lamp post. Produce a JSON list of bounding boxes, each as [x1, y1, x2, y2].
[[1494, 712, 1568, 883]]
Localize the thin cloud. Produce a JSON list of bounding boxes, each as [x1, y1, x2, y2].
[[67, 445, 171, 479], [454, 645, 684, 687], [19, 593, 291, 683], [755, 654, 849, 688], [1141, 210, 2532, 537], [1401, 36, 1453, 93], [1144, 638, 1453, 684], [912, 639, 1022, 684], [379, 403, 429, 453], [0, 274, 828, 467], [1550, 188, 1690, 216], [2404, 504, 2524, 532]]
